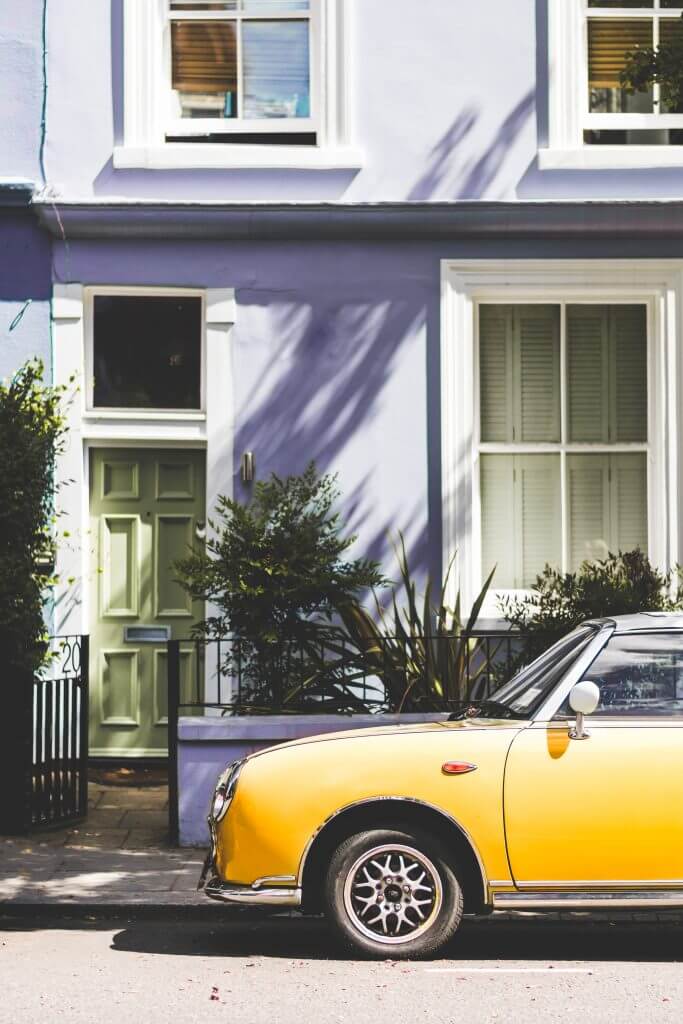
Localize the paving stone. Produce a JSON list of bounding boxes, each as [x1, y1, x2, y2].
[[119, 810, 169, 829], [86, 808, 128, 828], [122, 829, 169, 850], [97, 791, 167, 810], [171, 868, 203, 891], [64, 829, 130, 850]]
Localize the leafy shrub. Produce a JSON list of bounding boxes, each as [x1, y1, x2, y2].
[[501, 549, 683, 664], [175, 463, 383, 708], [0, 361, 69, 679], [328, 535, 498, 711], [621, 14, 683, 112]]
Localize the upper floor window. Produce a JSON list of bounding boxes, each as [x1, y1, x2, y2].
[[117, 0, 357, 169], [585, 1, 683, 146], [168, 0, 317, 143], [544, 1, 683, 166]]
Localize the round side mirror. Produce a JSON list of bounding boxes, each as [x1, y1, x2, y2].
[[568, 680, 600, 741], [569, 680, 600, 716]]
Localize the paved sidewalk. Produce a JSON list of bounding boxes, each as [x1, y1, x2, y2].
[[0, 781, 206, 906]]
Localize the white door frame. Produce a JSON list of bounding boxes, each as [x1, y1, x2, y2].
[[53, 284, 235, 653]]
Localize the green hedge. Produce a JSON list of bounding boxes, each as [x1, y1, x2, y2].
[[0, 361, 68, 678]]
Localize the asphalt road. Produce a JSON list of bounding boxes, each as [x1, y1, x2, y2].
[[1, 909, 683, 1024]]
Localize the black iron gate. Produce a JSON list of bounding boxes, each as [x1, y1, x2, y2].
[[0, 635, 89, 834], [31, 635, 90, 829]]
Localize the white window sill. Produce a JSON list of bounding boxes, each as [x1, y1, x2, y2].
[[539, 147, 683, 171], [113, 143, 364, 171], [83, 410, 206, 422]]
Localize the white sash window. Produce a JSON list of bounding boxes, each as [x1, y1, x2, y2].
[[168, 1, 318, 138], [543, 1, 683, 167], [441, 261, 678, 618], [116, 0, 356, 169], [478, 302, 648, 589]]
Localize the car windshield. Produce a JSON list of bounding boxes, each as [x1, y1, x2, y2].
[[453, 625, 599, 720]]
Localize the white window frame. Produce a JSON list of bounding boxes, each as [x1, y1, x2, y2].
[[441, 260, 682, 619], [84, 286, 207, 416], [541, 0, 683, 170], [166, 1, 319, 138], [115, 0, 361, 170]]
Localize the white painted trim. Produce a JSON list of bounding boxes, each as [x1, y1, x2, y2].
[[113, 143, 363, 170], [440, 259, 683, 615], [52, 283, 236, 653], [539, 147, 683, 171], [119, 0, 357, 170]]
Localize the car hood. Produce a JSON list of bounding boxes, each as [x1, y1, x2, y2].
[[247, 715, 523, 761]]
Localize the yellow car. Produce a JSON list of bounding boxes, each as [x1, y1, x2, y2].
[[200, 614, 683, 958]]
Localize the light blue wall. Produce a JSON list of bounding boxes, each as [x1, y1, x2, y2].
[[40, 0, 683, 203], [0, 1, 51, 379], [0, 0, 45, 184]]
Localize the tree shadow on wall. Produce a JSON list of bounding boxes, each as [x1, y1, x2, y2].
[[407, 91, 535, 201]]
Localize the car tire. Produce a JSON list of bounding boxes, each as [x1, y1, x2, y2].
[[324, 827, 464, 960]]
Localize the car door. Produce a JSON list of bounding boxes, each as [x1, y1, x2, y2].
[[504, 630, 683, 888]]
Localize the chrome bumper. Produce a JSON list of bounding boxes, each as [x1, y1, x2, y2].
[[203, 876, 302, 907]]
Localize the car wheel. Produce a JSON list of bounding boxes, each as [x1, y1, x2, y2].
[[324, 828, 464, 960]]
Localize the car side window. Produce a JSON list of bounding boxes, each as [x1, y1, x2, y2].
[[555, 632, 683, 718]]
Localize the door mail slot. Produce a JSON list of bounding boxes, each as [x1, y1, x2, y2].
[[123, 626, 171, 644]]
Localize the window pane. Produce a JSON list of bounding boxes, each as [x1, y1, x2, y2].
[[478, 305, 560, 444], [242, 1, 310, 9], [243, 20, 310, 118], [567, 304, 647, 443], [172, 20, 238, 118], [93, 297, 202, 410], [170, 2, 239, 10], [660, 19, 683, 112], [479, 306, 511, 443], [567, 453, 647, 570], [481, 454, 561, 589], [517, 306, 560, 443], [557, 634, 683, 718], [588, 19, 653, 113]]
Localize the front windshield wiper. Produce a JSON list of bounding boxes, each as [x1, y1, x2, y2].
[[448, 699, 526, 721]]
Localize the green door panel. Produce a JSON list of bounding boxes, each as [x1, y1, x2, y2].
[[89, 448, 205, 757]]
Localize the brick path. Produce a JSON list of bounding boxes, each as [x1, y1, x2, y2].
[[0, 782, 205, 905]]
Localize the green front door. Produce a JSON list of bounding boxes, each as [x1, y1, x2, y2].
[[89, 448, 205, 757]]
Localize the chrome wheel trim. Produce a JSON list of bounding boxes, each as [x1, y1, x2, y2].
[[342, 843, 443, 946]]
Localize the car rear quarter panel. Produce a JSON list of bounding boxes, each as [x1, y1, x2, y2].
[[214, 723, 520, 886]]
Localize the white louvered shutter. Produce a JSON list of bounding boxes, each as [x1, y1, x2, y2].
[[568, 452, 647, 569], [516, 455, 562, 586], [567, 305, 609, 442], [479, 306, 511, 443], [481, 454, 561, 589], [480, 455, 515, 587], [568, 304, 647, 443], [515, 306, 560, 443], [611, 452, 648, 553], [568, 454, 610, 569], [612, 306, 647, 443]]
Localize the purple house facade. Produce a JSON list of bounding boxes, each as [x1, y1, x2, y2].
[[4, 1, 683, 760]]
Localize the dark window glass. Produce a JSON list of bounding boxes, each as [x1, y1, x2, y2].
[[556, 632, 683, 717], [93, 296, 202, 410]]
